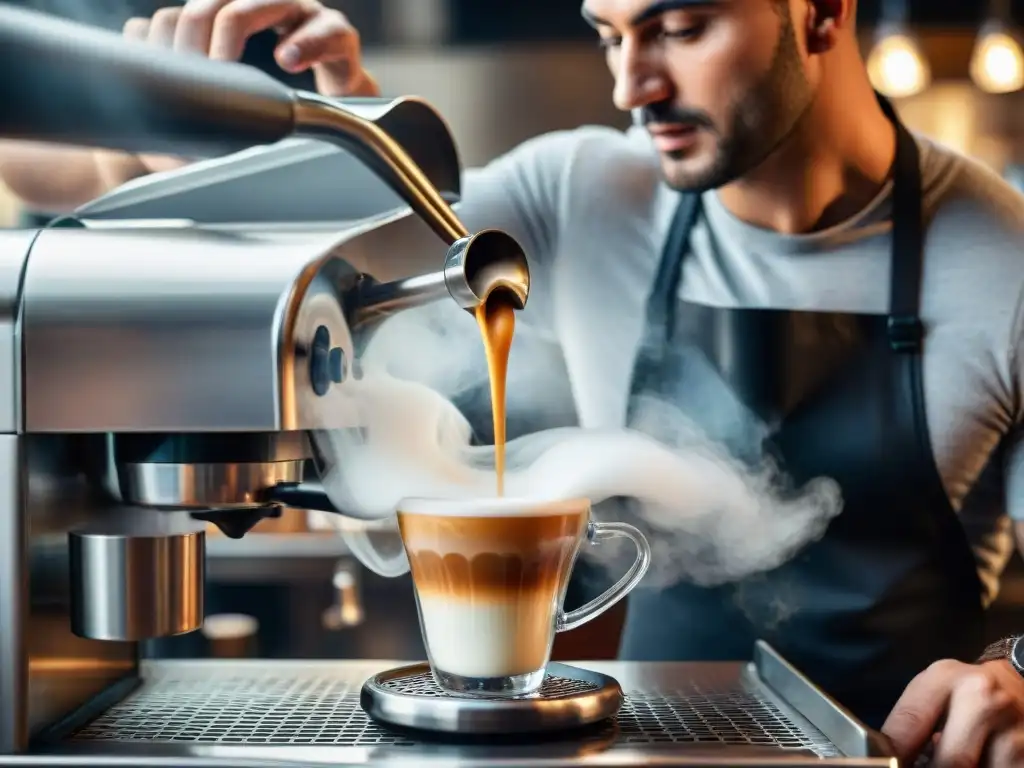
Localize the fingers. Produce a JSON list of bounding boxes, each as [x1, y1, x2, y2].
[[987, 729, 1024, 767], [148, 6, 183, 46], [122, 17, 151, 41], [883, 659, 961, 760], [176, 0, 313, 62], [210, 0, 311, 61], [932, 666, 1019, 767], [128, 0, 312, 61], [173, 0, 231, 54], [121, 0, 375, 97], [277, 7, 356, 74]]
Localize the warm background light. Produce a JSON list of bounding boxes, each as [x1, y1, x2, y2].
[[867, 32, 932, 98], [970, 27, 1024, 93]]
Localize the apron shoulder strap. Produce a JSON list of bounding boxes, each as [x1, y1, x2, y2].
[[881, 98, 926, 354], [646, 192, 701, 343]]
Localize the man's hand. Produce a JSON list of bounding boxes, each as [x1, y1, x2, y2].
[[125, 0, 378, 97], [883, 658, 1024, 767], [101, 0, 379, 177]]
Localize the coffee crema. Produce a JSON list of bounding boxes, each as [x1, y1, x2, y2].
[[474, 292, 515, 496]]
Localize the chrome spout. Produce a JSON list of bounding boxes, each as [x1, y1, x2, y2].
[[350, 229, 531, 330], [293, 92, 467, 247], [290, 96, 531, 314]]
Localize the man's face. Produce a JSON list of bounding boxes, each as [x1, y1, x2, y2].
[[582, 0, 817, 192]]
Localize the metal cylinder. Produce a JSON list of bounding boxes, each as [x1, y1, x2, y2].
[[69, 513, 205, 641]]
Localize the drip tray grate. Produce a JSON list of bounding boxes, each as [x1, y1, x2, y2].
[[69, 661, 840, 757], [379, 668, 600, 698]]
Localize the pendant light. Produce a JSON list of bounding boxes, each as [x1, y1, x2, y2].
[[866, 0, 931, 98], [970, 0, 1024, 94]]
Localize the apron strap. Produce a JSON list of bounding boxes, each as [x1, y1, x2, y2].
[[881, 96, 927, 354], [645, 192, 700, 349]]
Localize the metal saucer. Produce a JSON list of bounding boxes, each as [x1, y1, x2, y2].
[[360, 662, 624, 736]]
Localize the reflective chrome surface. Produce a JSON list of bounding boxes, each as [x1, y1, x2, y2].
[[13, 436, 139, 753], [293, 92, 468, 247], [443, 229, 530, 310], [352, 228, 531, 328], [17, 655, 896, 766], [21, 225, 358, 432], [119, 461, 305, 509], [69, 514, 205, 641], [361, 662, 623, 734], [73, 98, 462, 225]]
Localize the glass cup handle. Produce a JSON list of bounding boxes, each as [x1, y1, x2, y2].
[[556, 520, 652, 633]]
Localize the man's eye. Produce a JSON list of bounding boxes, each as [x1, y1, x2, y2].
[[597, 36, 622, 50], [661, 22, 706, 41]]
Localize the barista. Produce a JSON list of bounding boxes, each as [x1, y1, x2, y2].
[[6, 0, 1024, 765]]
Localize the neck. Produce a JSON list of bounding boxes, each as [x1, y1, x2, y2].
[[715, 65, 897, 235]]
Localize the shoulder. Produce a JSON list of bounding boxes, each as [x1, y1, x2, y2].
[[915, 136, 1024, 411], [918, 135, 1024, 254], [477, 124, 660, 186], [463, 124, 667, 228], [916, 135, 1024, 313]]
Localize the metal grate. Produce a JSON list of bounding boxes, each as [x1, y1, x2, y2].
[[380, 670, 598, 699], [71, 665, 839, 756], [616, 690, 838, 756]]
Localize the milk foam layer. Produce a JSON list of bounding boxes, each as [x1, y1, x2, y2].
[[418, 596, 554, 679], [398, 496, 589, 518]]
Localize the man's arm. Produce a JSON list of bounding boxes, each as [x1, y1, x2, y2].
[[0, 142, 149, 214]]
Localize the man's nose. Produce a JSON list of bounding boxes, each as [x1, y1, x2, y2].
[[611, 41, 672, 112]]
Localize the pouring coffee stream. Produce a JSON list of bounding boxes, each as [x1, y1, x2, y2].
[[475, 293, 517, 497]]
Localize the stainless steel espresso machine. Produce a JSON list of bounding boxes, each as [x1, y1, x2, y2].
[[0, 2, 534, 758], [0, 6, 901, 766]]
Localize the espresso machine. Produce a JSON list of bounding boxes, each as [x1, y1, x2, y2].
[[0, 6, 902, 766], [0, 2, 535, 757]]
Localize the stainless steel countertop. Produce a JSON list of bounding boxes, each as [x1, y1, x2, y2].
[[10, 650, 901, 767]]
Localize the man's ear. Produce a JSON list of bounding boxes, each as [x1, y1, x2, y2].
[[805, 0, 847, 54]]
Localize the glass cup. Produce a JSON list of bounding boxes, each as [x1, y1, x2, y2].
[[395, 496, 651, 698]]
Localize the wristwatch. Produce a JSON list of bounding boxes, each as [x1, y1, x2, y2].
[[977, 635, 1024, 676]]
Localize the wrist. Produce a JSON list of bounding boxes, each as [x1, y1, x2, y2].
[[977, 635, 1024, 673]]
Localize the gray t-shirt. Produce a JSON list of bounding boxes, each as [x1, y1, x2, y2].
[[454, 125, 1024, 605]]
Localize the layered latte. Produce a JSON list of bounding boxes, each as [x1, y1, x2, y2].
[[397, 497, 588, 681]]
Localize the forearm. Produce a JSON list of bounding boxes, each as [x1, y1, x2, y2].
[[0, 141, 151, 214]]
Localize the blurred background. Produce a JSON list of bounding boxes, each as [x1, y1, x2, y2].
[[5, 0, 1024, 663]]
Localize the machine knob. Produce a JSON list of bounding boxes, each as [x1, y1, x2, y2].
[[310, 325, 346, 396]]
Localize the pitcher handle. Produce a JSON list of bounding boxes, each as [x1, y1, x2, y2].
[[556, 520, 652, 633]]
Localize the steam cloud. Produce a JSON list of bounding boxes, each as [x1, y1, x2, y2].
[[312, 297, 843, 590]]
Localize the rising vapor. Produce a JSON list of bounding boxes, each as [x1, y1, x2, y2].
[[313, 299, 843, 588]]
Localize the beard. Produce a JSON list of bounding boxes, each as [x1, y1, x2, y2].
[[650, 10, 815, 193]]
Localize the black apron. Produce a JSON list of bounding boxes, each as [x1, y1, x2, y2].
[[618, 99, 986, 728]]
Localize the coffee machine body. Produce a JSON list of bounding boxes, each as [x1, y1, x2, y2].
[[0, 206, 442, 751], [0, 5, 533, 754], [1, 169, 532, 749]]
